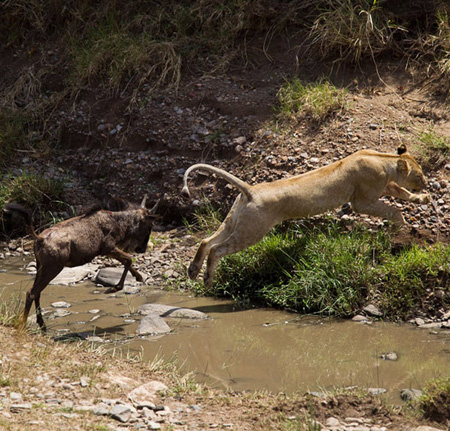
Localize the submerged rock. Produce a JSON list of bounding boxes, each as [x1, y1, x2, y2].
[[138, 303, 208, 320], [136, 314, 171, 336]]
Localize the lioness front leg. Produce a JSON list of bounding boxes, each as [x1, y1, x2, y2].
[[353, 199, 404, 227], [383, 182, 429, 204], [188, 196, 242, 280]]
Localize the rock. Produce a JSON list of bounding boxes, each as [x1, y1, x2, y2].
[[50, 264, 98, 285], [123, 285, 141, 295], [400, 388, 422, 401], [233, 136, 246, 145], [363, 304, 382, 317], [414, 427, 447, 431], [51, 301, 71, 309], [381, 352, 398, 361], [80, 376, 90, 387], [110, 403, 135, 423], [95, 267, 139, 287], [9, 392, 22, 401], [10, 403, 33, 412], [326, 417, 341, 427], [368, 388, 387, 395], [136, 314, 171, 336], [414, 318, 426, 326], [138, 303, 208, 320], [352, 314, 369, 322], [128, 381, 169, 406], [53, 309, 71, 318]]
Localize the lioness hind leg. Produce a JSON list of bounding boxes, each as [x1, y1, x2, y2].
[[203, 224, 271, 289], [353, 199, 404, 227]]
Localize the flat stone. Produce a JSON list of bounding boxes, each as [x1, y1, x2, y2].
[[53, 309, 71, 318], [110, 403, 135, 423], [136, 314, 171, 336], [50, 264, 98, 285], [352, 314, 369, 322], [138, 303, 208, 320], [9, 392, 22, 401], [51, 301, 71, 309], [10, 403, 33, 412], [93, 403, 111, 416], [95, 267, 139, 287]]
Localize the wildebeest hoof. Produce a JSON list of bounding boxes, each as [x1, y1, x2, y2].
[[105, 285, 122, 294]]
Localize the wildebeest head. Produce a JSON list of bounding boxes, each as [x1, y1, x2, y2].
[[119, 197, 159, 254]]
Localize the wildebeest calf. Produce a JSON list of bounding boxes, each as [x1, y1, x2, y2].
[[4, 197, 158, 331]]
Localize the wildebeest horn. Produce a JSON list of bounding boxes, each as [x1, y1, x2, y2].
[[149, 199, 160, 214], [140, 195, 148, 208]]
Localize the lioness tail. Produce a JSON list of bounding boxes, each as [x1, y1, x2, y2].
[[182, 164, 253, 200]]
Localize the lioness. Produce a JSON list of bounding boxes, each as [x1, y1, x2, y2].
[[182, 145, 428, 288]]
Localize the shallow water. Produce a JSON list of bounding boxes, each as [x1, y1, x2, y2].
[[1, 256, 449, 403]]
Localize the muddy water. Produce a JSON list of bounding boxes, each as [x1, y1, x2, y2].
[[1, 257, 449, 403]]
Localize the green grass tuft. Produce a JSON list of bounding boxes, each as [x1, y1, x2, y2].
[[418, 377, 450, 423], [277, 78, 347, 123]]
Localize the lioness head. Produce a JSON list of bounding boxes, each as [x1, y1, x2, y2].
[[396, 145, 427, 192]]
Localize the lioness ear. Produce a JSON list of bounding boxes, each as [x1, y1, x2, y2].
[[397, 158, 410, 175], [397, 144, 408, 155]]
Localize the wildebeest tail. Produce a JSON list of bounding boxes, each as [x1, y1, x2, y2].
[[3, 203, 39, 239]]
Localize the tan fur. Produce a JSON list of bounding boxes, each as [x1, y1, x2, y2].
[[182, 146, 428, 288]]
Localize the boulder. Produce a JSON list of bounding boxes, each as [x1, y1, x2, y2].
[[95, 267, 139, 287]]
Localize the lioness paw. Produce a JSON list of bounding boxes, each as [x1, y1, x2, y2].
[[412, 193, 430, 204]]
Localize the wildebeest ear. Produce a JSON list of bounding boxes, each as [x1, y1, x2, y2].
[[140, 195, 148, 208], [397, 144, 408, 155]]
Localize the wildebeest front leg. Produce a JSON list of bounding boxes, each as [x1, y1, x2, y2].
[[104, 248, 144, 294]]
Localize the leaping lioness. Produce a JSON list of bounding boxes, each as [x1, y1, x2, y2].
[[182, 145, 429, 289]]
